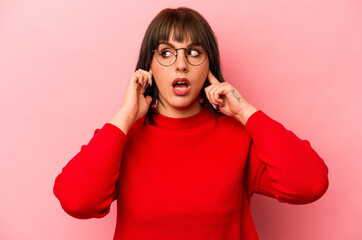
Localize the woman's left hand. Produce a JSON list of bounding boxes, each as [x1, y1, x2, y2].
[[205, 70, 258, 125]]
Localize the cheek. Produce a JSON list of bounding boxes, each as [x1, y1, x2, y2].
[[199, 58, 209, 76], [151, 58, 165, 87], [196, 61, 209, 87], [150, 57, 159, 76]]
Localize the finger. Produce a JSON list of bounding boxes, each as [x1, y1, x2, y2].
[[138, 69, 152, 79], [149, 69, 153, 86], [134, 72, 145, 86], [205, 85, 218, 105], [140, 77, 151, 93], [136, 70, 148, 87], [209, 85, 221, 105], [135, 69, 143, 84], [138, 69, 152, 84], [208, 70, 220, 85], [140, 80, 148, 94], [210, 85, 228, 104], [132, 72, 142, 86], [141, 73, 151, 88]]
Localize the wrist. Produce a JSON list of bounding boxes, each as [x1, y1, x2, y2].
[[108, 109, 136, 135], [233, 103, 258, 126]]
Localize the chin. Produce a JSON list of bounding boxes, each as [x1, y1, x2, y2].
[[170, 102, 192, 109], [171, 97, 198, 109]]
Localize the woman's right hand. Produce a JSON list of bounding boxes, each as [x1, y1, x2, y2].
[[108, 68, 153, 134]]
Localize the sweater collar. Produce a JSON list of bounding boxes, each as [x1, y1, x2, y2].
[[153, 106, 214, 130]]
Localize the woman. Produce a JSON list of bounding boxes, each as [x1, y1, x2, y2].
[[53, 7, 329, 239]]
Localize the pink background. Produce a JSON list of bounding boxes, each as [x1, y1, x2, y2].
[[1, 0, 361, 239]]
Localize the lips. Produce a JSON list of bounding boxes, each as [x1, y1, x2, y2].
[[172, 78, 190, 96]]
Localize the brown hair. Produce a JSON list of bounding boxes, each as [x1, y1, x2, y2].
[[135, 7, 225, 125]]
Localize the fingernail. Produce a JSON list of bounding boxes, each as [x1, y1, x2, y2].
[[150, 78, 153, 86], [142, 82, 146, 88], [218, 103, 224, 107], [211, 104, 217, 110]]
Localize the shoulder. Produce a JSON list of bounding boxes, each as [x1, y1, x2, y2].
[[127, 116, 147, 136], [211, 112, 251, 140], [215, 112, 246, 129]]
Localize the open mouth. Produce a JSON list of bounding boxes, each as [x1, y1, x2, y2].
[[172, 78, 190, 89], [172, 78, 191, 96], [173, 81, 189, 89]]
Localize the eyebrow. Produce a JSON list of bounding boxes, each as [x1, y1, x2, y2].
[[158, 41, 202, 48]]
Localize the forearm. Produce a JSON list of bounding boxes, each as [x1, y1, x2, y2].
[[53, 123, 128, 218], [245, 111, 329, 203]]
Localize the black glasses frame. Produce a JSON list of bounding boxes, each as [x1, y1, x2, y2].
[[152, 46, 208, 67]]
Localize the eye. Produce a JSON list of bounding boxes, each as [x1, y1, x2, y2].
[[159, 48, 175, 58], [161, 50, 172, 57], [187, 48, 201, 57]]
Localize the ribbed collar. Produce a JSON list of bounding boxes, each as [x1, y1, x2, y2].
[[153, 106, 214, 130]]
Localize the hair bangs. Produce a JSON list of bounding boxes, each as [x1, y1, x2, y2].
[[155, 9, 207, 48]]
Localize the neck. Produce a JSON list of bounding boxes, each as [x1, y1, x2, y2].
[[157, 97, 203, 118]]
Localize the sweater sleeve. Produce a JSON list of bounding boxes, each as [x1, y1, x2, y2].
[[243, 110, 329, 204], [53, 123, 128, 219]]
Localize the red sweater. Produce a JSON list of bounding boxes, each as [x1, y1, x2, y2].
[[53, 108, 329, 239]]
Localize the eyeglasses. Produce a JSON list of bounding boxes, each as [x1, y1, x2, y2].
[[152, 44, 207, 67]]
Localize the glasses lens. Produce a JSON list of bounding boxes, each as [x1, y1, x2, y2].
[[156, 46, 177, 66], [186, 46, 206, 66], [156, 45, 207, 66]]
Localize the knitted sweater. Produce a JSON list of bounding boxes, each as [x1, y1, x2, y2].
[[53, 108, 329, 239]]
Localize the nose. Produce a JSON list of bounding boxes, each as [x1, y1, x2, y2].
[[175, 49, 189, 72]]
